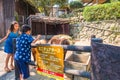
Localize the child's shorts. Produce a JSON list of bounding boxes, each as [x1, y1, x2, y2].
[[15, 60, 30, 79]]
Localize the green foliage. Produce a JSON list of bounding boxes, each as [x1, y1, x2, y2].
[[27, 0, 68, 16], [83, 2, 120, 21], [110, 0, 120, 2], [15, 11, 19, 21], [70, 1, 83, 9]]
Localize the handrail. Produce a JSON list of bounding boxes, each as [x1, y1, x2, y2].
[[31, 44, 91, 52]]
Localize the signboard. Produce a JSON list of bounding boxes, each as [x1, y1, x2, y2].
[[34, 46, 64, 80]]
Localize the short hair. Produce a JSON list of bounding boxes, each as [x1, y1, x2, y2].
[[21, 25, 31, 33]]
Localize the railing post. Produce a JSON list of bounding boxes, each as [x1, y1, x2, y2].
[[91, 38, 103, 43], [91, 35, 103, 43], [91, 36, 103, 80], [13, 38, 20, 80]]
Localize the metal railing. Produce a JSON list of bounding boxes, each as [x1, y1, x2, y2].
[[13, 38, 103, 80]]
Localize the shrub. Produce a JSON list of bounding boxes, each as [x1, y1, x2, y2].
[[110, 0, 120, 2], [70, 1, 83, 9], [83, 2, 120, 21]]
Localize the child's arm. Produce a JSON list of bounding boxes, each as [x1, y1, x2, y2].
[[0, 30, 10, 43], [18, 30, 21, 35], [31, 35, 41, 64], [32, 35, 41, 43]]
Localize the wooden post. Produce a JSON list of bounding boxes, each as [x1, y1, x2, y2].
[[90, 37, 103, 80], [62, 24, 65, 34], [91, 38, 103, 43], [44, 21, 47, 39], [0, 0, 4, 37], [13, 38, 20, 80]]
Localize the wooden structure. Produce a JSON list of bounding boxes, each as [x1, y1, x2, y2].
[[0, 0, 38, 37], [15, 0, 39, 25], [0, 0, 15, 37], [28, 16, 70, 39], [0, 0, 4, 37]]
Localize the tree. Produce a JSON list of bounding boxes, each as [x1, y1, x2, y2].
[[27, 0, 68, 16]]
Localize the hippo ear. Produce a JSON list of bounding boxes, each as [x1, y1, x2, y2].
[[50, 38, 60, 44], [60, 39, 71, 45]]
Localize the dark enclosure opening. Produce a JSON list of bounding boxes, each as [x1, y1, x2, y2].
[[31, 19, 70, 36]]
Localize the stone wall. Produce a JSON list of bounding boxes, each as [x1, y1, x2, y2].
[[70, 20, 120, 46]]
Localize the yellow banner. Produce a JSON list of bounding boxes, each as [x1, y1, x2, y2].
[[33, 46, 64, 80]]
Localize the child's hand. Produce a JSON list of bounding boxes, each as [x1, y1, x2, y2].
[[32, 35, 41, 44], [6, 30, 10, 36], [36, 35, 41, 40]]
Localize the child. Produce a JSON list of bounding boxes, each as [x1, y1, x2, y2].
[[0, 21, 20, 72], [14, 25, 41, 80]]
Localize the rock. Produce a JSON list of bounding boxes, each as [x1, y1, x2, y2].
[[70, 19, 120, 46]]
